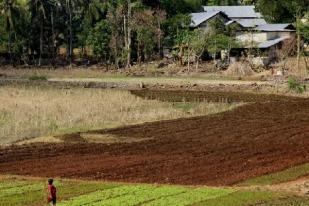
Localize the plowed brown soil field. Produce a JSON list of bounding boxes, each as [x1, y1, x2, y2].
[[0, 91, 309, 186]]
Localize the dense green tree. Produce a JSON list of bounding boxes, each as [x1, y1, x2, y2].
[[187, 29, 208, 69], [164, 14, 191, 47], [86, 20, 111, 62], [0, 0, 307, 68], [208, 18, 227, 35], [207, 0, 239, 5], [29, 0, 48, 66], [133, 8, 156, 64], [161, 0, 203, 17], [0, 16, 6, 52], [0, 0, 21, 62], [256, 0, 309, 23]]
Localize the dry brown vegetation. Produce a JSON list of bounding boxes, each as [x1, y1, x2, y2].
[[0, 67, 113, 79], [0, 86, 238, 144]]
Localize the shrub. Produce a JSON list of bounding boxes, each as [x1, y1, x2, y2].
[[288, 77, 305, 93]]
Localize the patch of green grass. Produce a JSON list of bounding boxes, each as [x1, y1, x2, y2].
[[240, 163, 309, 186], [0, 177, 287, 206], [193, 190, 279, 206], [58, 185, 187, 206], [58, 185, 234, 206], [257, 196, 309, 206], [29, 75, 48, 81], [144, 187, 233, 206], [0, 178, 117, 206], [0, 178, 234, 206], [288, 77, 306, 94], [172, 102, 198, 112]]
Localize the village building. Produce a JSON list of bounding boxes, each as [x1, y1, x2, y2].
[[190, 5, 296, 65], [203, 6, 266, 28]]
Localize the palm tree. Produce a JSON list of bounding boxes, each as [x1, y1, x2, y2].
[[49, 0, 60, 67], [28, 0, 49, 66], [28, 0, 60, 66], [123, 0, 132, 68], [65, 0, 78, 67], [0, 0, 19, 63], [78, 0, 106, 57], [81, 0, 105, 25]]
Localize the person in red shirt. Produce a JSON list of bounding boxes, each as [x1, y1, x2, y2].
[[47, 179, 57, 206]]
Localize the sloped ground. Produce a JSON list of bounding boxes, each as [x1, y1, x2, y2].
[[0, 92, 309, 186]]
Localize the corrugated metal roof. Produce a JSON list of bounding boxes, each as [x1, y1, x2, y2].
[[225, 20, 236, 26], [258, 37, 288, 48], [236, 18, 267, 28], [203, 6, 260, 18], [256, 24, 295, 31], [256, 13, 263, 18], [225, 20, 245, 29], [190, 11, 223, 27]]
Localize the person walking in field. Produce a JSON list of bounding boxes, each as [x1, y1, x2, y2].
[[47, 179, 57, 206]]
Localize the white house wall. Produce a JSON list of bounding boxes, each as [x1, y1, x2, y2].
[[236, 31, 294, 44], [276, 31, 293, 39], [236, 32, 268, 43]]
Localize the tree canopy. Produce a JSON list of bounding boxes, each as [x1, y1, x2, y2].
[[0, 0, 308, 67]]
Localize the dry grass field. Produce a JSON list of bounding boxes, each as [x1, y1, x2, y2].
[[0, 86, 238, 144]]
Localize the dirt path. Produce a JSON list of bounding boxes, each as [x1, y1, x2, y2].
[[265, 177, 309, 196], [0, 96, 309, 186]]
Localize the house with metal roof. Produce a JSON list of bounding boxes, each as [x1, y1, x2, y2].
[[190, 11, 230, 28], [236, 23, 295, 49], [203, 6, 261, 19], [203, 6, 266, 28], [190, 5, 295, 50]]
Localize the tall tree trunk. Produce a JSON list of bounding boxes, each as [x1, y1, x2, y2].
[[137, 40, 141, 66], [157, 17, 163, 57], [179, 45, 183, 66], [296, 16, 301, 75], [39, 20, 43, 67], [8, 26, 12, 64], [195, 56, 199, 70], [187, 44, 190, 72], [126, 0, 131, 68], [114, 36, 119, 69], [124, 15, 127, 52], [304, 56, 309, 72], [51, 8, 55, 67], [67, 0, 73, 67]]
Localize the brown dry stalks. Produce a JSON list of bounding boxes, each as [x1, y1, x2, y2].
[[0, 86, 238, 144]]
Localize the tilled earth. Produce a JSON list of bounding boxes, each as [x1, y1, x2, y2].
[[0, 92, 309, 186]]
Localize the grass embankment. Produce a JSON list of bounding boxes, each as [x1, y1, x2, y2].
[[0, 67, 272, 87], [0, 67, 247, 81], [0, 176, 282, 206], [0, 86, 238, 144], [2, 67, 309, 97], [240, 163, 309, 186]]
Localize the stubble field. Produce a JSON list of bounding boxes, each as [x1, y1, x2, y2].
[[0, 86, 236, 144]]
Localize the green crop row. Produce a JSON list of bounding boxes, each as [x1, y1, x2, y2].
[[240, 163, 309, 186], [0, 178, 116, 206], [59, 184, 234, 206], [0, 177, 289, 206]]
